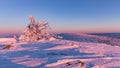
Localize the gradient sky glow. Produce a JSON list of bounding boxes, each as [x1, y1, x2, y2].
[[0, 0, 120, 34]]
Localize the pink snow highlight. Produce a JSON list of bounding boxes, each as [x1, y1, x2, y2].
[[0, 38, 16, 44], [45, 45, 76, 50]]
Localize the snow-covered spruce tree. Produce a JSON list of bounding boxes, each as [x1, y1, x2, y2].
[[19, 16, 55, 42]]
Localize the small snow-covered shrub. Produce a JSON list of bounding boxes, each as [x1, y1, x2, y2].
[[19, 16, 55, 42]]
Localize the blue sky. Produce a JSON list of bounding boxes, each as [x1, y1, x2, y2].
[[0, 0, 120, 34]]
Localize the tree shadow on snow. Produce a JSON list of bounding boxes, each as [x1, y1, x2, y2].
[[0, 58, 27, 68]]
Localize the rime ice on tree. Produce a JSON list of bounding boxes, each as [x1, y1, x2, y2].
[[19, 16, 55, 42]]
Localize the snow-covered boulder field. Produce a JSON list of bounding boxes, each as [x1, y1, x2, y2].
[[0, 38, 120, 68]]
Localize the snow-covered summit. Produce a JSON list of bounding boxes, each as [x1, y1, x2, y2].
[[0, 35, 120, 68]]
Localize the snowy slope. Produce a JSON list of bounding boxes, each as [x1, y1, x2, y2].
[[0, 37, 120, 68]]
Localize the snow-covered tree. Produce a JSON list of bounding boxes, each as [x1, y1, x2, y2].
[[19, 16, 55, 42]]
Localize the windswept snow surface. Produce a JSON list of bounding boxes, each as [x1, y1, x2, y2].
[[0, 33, 120, 68]]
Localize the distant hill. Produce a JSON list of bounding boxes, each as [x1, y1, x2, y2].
[[57, 33, 120, 46]]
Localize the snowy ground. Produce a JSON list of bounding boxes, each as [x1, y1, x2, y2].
[[0, 33, 120, 68]]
